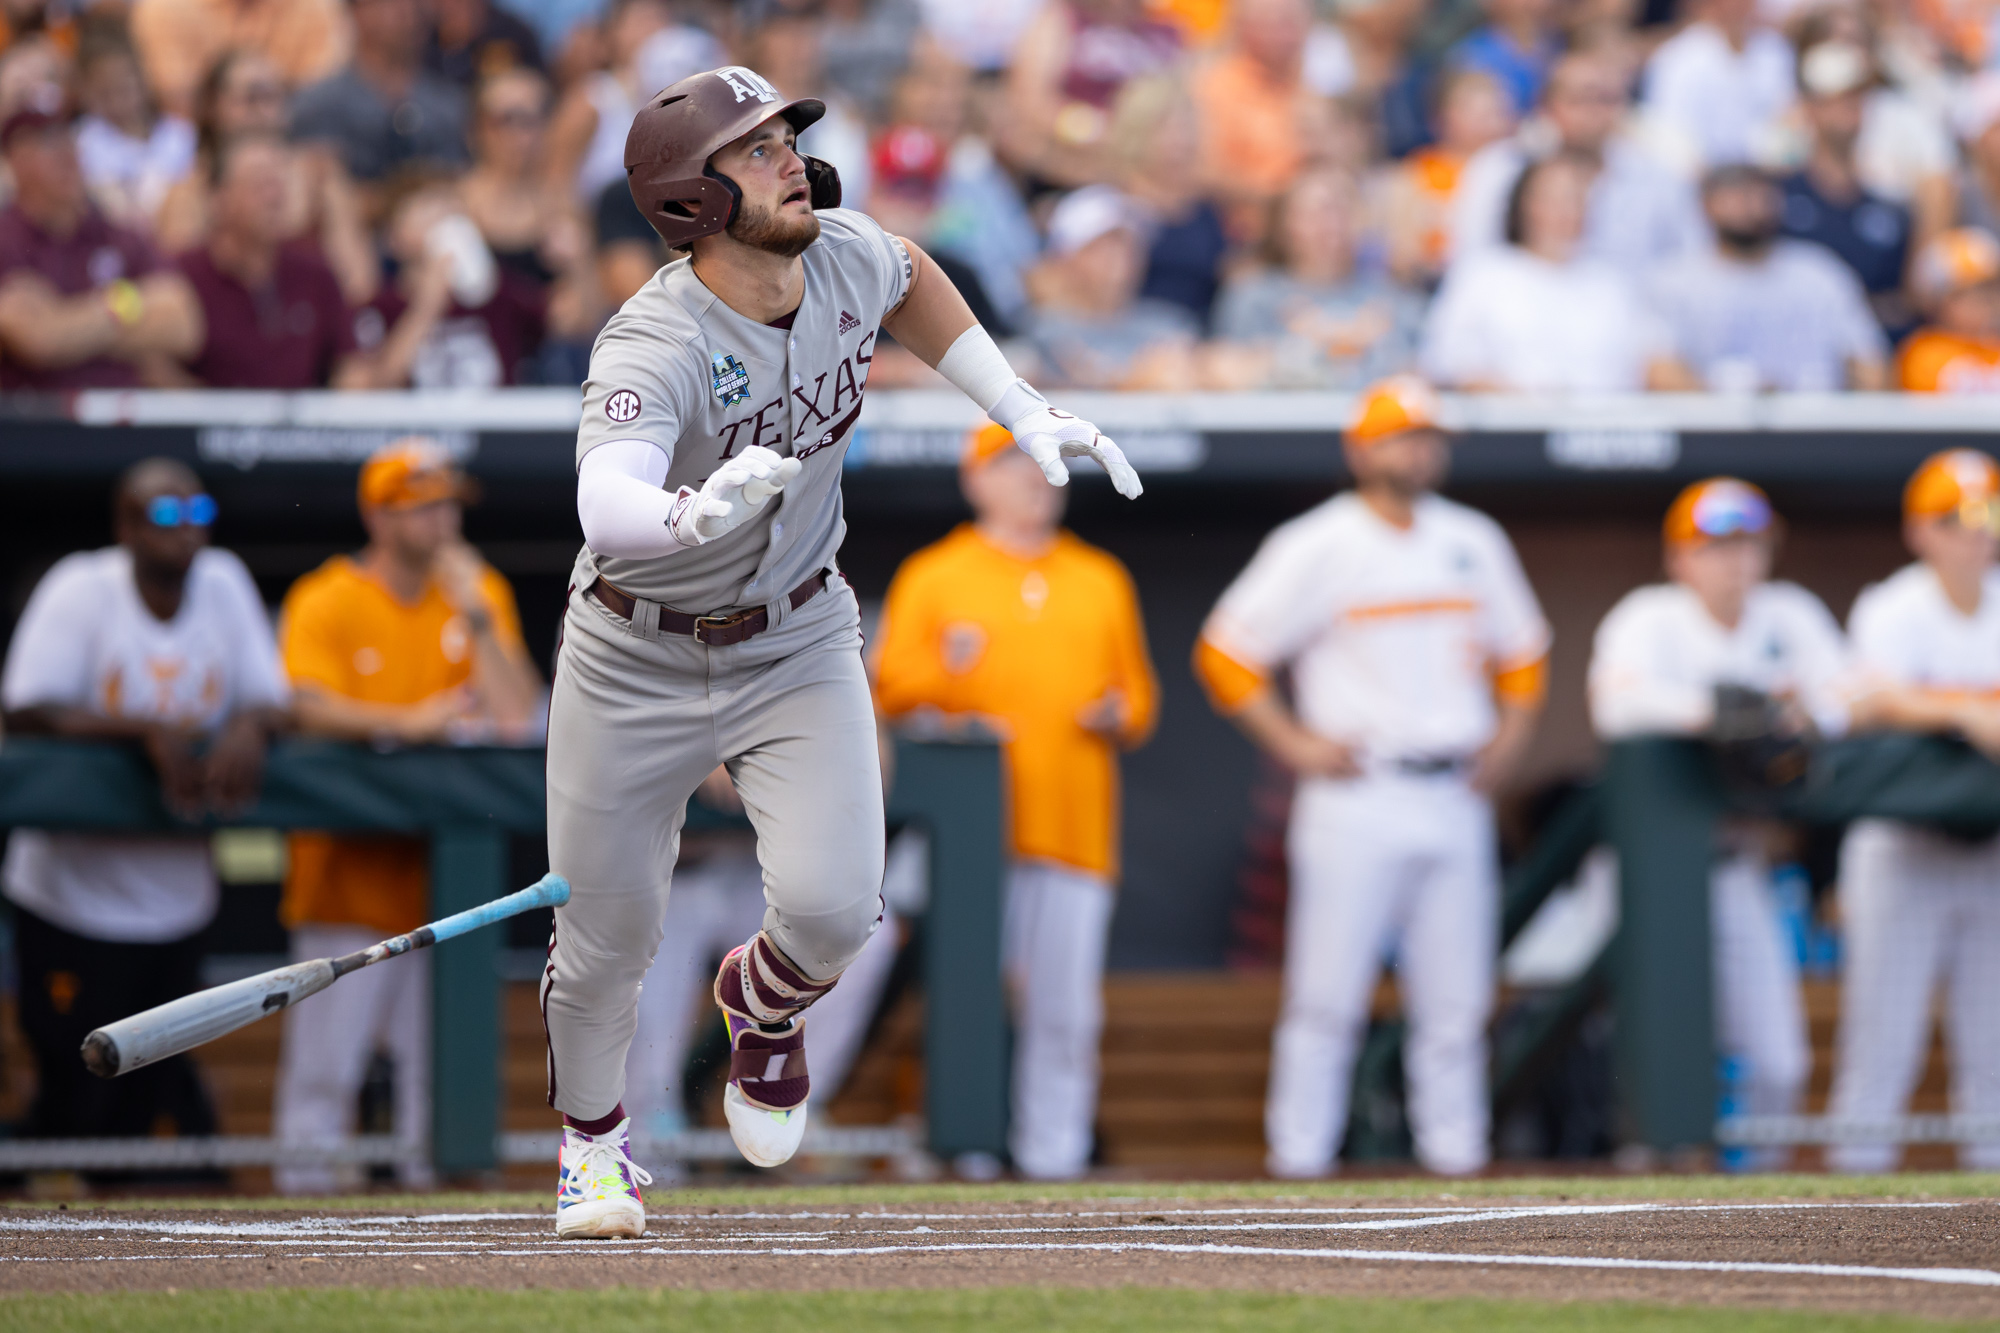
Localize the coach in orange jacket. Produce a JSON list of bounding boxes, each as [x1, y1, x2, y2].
[[872, 424, 1158, 1179]]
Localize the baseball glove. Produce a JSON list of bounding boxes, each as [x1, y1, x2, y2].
[[1708, 684, 1814, 793]]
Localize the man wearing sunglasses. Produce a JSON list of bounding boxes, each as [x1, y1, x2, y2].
[[1588, 477, 1850, 1168], [0, 458, 286, 1147], [1826, 450, 2000, 1172]]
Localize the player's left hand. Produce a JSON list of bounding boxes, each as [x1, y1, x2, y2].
[[1009, 406, 1143, 500]]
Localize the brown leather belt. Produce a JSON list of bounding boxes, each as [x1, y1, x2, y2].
[[587, 571, 828, 647]]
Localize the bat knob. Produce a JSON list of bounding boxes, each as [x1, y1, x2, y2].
[[80, 1030, 121, 1079]]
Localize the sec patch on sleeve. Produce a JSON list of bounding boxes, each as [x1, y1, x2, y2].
[[605, 389, 642, 423]]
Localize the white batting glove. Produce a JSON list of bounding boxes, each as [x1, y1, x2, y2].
[[994, 383, 1143, 500], [669, 446, 803, 545], [1011, 407, 1143, 499]]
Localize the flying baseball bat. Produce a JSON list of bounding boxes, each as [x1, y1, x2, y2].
[[80, 873, 571, 1079]]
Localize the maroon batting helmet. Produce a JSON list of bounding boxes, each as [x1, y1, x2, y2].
[[624, 65, 843, 249]]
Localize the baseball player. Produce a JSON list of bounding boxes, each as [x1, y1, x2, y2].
[[872, 423, 1159, 1180], [1195, 377, 1550, 1178], [1826, 450, 2000, 1172], [544, 65, 1141, 1239], [1588, 478, 1849, 1166]]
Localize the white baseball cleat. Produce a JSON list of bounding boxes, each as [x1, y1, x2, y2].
[[722, 1074, 811, 1168], [554, 1117, 651, 1239]]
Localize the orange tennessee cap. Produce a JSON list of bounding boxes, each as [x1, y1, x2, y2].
[[358, 436, 466, 511], [1905, 448, 2000, 529], [1663, 477, 1774, 546], [1913, 227, 2000, 304], [961, 422, 1018, 470], [1346, 375, 1442, 447]]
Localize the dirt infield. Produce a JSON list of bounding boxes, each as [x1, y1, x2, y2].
[[3, 1191, 1999, 1321]]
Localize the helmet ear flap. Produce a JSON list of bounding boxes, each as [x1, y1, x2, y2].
[[802, 155, 842, 210], [701, 164, 744, 229]]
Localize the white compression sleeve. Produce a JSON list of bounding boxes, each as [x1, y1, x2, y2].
[[576, 438, 690, 559], [935, 324, 1031, 416]]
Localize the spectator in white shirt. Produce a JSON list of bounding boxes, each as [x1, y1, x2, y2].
[[1424, 152, 1690, 392], [1451, 49, 1705, 274], [1648, 164, 1888, 390], [1640, 0, 1795, 167], [74, 35, 195, 231], [2, 458, 288, 1145]]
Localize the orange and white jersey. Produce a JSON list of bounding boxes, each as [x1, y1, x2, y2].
[[1201, 492, 1549, 762], [1848, 562, 2000, 697], [1588, 581, 1850, 739]]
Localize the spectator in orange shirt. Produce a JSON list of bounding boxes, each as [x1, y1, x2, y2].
[[872, 424, 1158, 1179], [1379, 69, 1514, 288], [270, 437, 543, 1192], [129, 0, 350, 118], [1899, 227, 2000, 392], [1191, 0, 1317, 230]]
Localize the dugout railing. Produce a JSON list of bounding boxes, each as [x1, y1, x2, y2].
[[0, 734, 1005, 1178], [1340, 734, 2000, 1162], [1605, 734, 2000, 1156]]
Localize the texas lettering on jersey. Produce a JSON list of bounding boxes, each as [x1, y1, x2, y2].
[[715, 330, 873, 463]]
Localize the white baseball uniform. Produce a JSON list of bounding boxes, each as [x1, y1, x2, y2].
[[1205, 491, 1550, 1176], [543, 207, 913, 1121], [1588, 580, 1850, 1141], [1826, 563, 2000, 1172]]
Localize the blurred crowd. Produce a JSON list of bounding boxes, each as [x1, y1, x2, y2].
[[11, 0, 2000, 394]]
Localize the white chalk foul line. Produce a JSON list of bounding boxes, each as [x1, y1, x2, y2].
[[481, 1240, 2000, 1289], [0, 1199, 1967, 1241], [9, 1240, 1999, 1290]]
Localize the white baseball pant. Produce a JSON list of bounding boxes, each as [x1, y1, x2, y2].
[[1004, 859, 1115, 1180], [1710, 850, 1810, 1164], [1826, 819, 2000, 1173], [543, 578, 886, 1121], [271, 924, 433, 1194], [622, 840, 904, 1137], [1267, 774, 1497, 1178]]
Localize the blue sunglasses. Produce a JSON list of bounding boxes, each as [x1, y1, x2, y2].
[[1688, 486, 1770, 539], [147, 493, 218, 528]]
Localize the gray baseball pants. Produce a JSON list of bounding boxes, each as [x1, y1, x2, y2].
[[542, 571, 886, 1120]]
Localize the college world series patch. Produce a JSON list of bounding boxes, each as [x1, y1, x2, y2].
[[711, 352, 750, 407]]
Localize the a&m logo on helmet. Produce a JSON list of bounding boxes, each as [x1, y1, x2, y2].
[[712, 351, 751, 407], [716, 66, 778, 105]]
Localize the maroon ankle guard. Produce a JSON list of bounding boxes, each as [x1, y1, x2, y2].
[[729, 1022, 810, 1111], [716, 930, 840, 1024]]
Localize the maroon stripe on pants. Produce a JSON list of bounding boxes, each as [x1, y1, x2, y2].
[[538, 919, 559, 1108]]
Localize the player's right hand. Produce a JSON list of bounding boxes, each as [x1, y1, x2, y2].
[[1279, 730, 1362, 780], [670, 446, 804, 545]]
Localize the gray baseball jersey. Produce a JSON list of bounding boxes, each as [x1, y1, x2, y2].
[[574, 208, 913, 614]]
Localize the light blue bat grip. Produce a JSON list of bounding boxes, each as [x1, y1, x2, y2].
[[423, 873, 570, 945]]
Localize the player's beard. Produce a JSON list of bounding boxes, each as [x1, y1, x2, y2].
[[729, 198, 820, 258]]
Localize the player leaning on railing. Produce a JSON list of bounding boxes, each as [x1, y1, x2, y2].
[[544, 65, 1141, 1240]]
